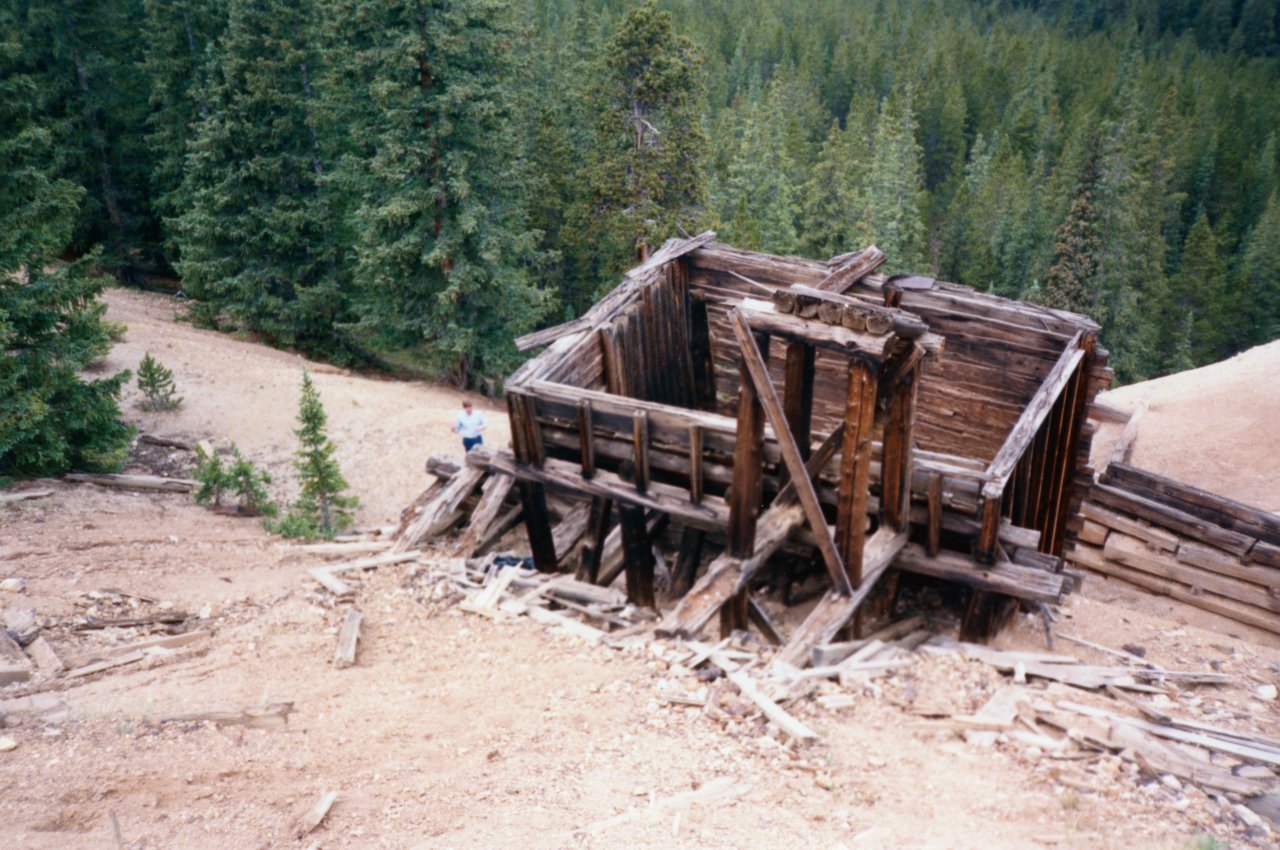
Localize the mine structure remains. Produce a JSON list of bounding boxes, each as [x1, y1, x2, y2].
[[400, 233, 1113, 665]]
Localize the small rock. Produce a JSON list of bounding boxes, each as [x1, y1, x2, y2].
[[866, 755, 886, 768], [1235, 803, 1264, 828], [1160, 774, 1182, 791], [1013, 662, 1027, 684], [198, 604, 213, 619], [0, 736, 17, 752], [0, 578, 26, 593], [814, 773, 835, 790], [1255, 684, 1278, 701]]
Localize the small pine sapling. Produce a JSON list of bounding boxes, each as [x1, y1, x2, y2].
[[228, 447, 276, 517], [283, 371, 357, 537], [136, 353, 183, 410], [193, 446, 228, 507]]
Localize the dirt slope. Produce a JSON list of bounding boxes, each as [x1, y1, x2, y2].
[[100, 287, 509, 524], [1, 289, 1276, 849], [1095, 340, 1280, 513]]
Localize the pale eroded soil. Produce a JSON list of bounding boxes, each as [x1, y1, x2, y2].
[[0, 290, 1277, 849]]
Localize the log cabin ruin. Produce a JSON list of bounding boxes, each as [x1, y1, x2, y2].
[[398, 231, 1123, 665]]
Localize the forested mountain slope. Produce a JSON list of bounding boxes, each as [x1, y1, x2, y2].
[[4, 0, 1278, 408]]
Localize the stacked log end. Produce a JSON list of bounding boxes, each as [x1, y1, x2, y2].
[[1066, 462, 1280, 635]]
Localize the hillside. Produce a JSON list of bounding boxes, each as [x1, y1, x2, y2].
[[1093, 340, 1280, 513]]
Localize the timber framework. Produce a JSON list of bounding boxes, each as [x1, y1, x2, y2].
[[399, 233, 1112, 665]]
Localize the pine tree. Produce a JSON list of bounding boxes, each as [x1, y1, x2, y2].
[[1042, 145, 1102, 314], [285, 371, 356, 538], [139, 0, 227, 261], [581, 0, 711, 283], [171, 0, 348, 357], [861, 86, 927, 271], [320, 0, 552, 386], [136, 352, 183, 410], [718, 83, 800, 255], [799, 120, 864, 259], [0, 19, 132, 481], [1236, 191, 1280, 348], [1171, 212, 1229, 365]]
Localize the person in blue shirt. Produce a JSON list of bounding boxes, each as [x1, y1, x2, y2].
[[453, 400, 487, 452]]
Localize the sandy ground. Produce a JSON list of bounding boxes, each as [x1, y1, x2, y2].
[[98, 288, 510, 525], [1, 290, 1277, 849], [1093, 340, 1280, 513]]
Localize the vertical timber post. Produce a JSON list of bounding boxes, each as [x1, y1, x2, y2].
[[508, 392, 558, 573]]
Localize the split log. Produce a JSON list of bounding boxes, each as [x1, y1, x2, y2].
[[1104, 533, 1280, 615], [64, 473, 197, 493], [65, 630, 212, 669], [138, 433, 198, 450], [0, 489, 55, 504], [456, 473, 516, 556], [1104, 462, 1280, 546], [1089, 482, 1255, 556], [773, 528, 907, 668], [163, 702, 295, 730], [309, 568, 353, 597], [393, 463, 487, 551], [894, 544, 1070, 604], [333, 608, 362, 668]]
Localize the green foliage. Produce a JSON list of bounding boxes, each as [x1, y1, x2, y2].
[[574, 0, 712, 298], [192, 445, 228, 507], [227, 447, 275, 516], [9, 0, 1280, 389], [193, 443, 276, 515], [170, 0, 350, 359], [287, 371, 356, 537], [136, 352, 183, 410], [0, 15, 132, 481]]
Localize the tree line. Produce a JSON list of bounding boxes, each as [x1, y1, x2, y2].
[[3, 0, 1279, 477]]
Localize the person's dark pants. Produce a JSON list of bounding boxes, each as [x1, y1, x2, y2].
[[463, 436, 483, 452]]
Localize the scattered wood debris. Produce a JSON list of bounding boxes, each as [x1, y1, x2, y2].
[[333, 608, 362, 668], [161, 702, 295, 730], [293, 791, 338, 839]]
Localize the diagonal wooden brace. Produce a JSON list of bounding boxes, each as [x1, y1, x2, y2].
[[730, 309, 853, 596]]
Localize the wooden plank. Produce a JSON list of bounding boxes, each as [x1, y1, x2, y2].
[[1105, 463, 1280, 546], [926, 472, 943, 557], [578, 400, 595, 478], [1090, 483, 1255, 556], [64, 473, 197, 493], [688, 642, 818, 741], [894, 544, 1069, 604], [65, 630, 212, 669], [727, 329, 768, 557], [981, 335, 1085, 498], [293, 791, 339, 839], [815, 246, 886, 293], [746, 597, 783, 645], [472, 449, 728, 532], [394, 463, 486, 551], [632, 410, 650, 493], [1104, 533, 1280, 614], [688, 425, 704, 504], [1177, 540, 1280, 588], [731, 309, 851, 595], [1067, 543, 1280, 635], [782, 341, 816, 482], [456, 473, 516, 557], [514, 232, 718, 352], [1081, 501, 1180, 552], [577, 497, 612, 584], [774, 545, 899, 668], [835, 359, 879, 588], [619, 504, 655, 609], [333, 608, 363, 668], [672, 525, 705, 597], [0, 489, 54, 504], [309, 568, 353, 597]]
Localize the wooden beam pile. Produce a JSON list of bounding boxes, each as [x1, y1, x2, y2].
[[1067, 462, 1280, 635]]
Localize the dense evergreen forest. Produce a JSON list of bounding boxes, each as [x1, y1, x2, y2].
[[4, 0, 1280, 475]]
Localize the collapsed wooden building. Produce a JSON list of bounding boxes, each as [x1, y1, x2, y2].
[[400, 233, 1113, 665]]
